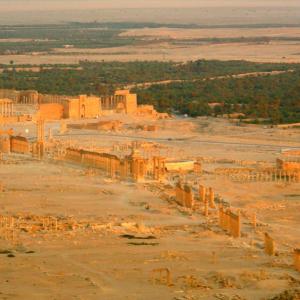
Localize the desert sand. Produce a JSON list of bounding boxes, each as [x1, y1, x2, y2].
[[1, 116, 299, 300], [1, 38, 300, 65]]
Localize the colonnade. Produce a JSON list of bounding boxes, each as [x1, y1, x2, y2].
[[0, 100, 14, 117]]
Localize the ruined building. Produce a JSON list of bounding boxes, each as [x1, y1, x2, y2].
[[277, 157, 300, 172], [0, 89, 39, 104], [0, 88, 166, 123], [101, 90, 137, 114], [62, 95, 101, 119], [64, 146, 166, 183], [10, 136, 30, 154]]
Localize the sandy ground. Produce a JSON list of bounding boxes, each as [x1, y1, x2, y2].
[[120, 27, 300, 39], [1, 26, 300, 64], [1, 40, 300, 64], [1, 116, 299, 299]]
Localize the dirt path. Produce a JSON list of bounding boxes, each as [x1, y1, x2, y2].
[[124, 69, 294, 90]]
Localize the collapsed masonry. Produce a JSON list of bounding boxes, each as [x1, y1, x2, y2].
[[0, 213, 117, 244]]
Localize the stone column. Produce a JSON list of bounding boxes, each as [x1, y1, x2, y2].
[[3, 101, 5, 116], [184, 185, 194, 209], [48, 128, 53, 141], [294, 249, 300, 272], [218, 205, 224, 229], [204, 199, 209, 217], [253, 213, 257, 229], [175, 182, 184, 206], [264, 233, 275, 256], [208, 187, 216, 209], [110, 158, 116, 179], [199, 185, 206, 203]]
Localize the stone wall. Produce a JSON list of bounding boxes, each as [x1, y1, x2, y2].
[[277, 159, 300, 172], [10, 136, 30, 154], [282, 150, 300, 156], [165, 160, 195, 172], [264, 233, 275, 256], [124, 93, 137, 114], [294, 249, 300, 272], [199, 185, 206, 202], [0, 137, 10, 153], [175, 182, 194, 209], [0, 115, 33, 124], [219, 206, 241, 238], [65, 148, 150, 182], [63, 95, 101, 119], [66, 148, 120, 176], [38, 104, 64, 120]]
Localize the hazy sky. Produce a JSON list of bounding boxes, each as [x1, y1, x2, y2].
[[1, 0, 300, 11]]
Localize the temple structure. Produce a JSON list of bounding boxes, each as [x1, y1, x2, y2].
[[62, 95, 101, 119], [101, 90, 137, 114], [0, 88, 167, 123]]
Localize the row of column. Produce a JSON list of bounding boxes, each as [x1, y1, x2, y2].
[[228, 171, 300, 183], [101, 96, 117, 110], [0, 101, 14, 117], [101, 95, 125, 110]]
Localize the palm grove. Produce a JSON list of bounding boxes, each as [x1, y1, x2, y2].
[[0, 60, 299, 124]]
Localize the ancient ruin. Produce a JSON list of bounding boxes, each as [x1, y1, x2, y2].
[[0, 4, 300, 297], [218, 206, 241, 238], [101, 89, 137, 114], [264, 233, 276, 256], [0, 88, 167, 124], [0, 97, 299, 300]]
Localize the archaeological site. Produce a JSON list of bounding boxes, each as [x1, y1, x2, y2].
[[1, 84, 299, 300], [1, 1, 300, 299]]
